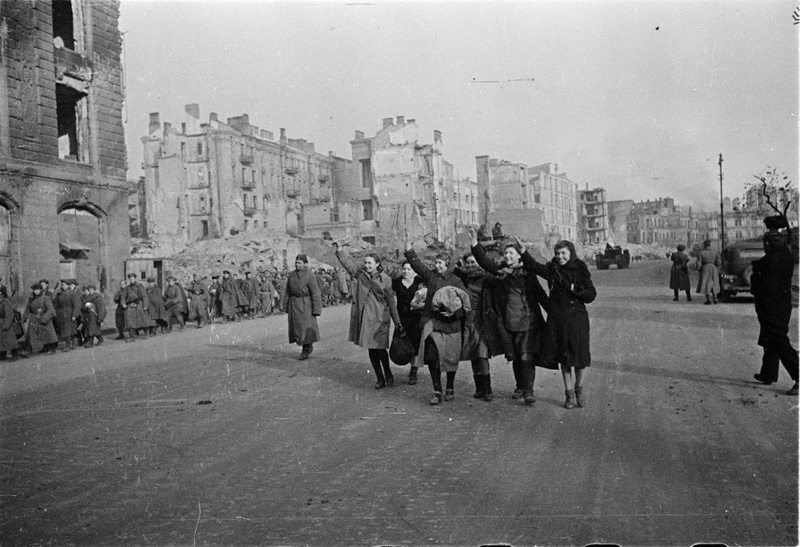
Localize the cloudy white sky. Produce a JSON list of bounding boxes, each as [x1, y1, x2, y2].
[[120, 0, 798, 210]]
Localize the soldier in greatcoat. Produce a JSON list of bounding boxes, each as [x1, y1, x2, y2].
[[81, 285, 106, 347], [282, 254, 322, 360], [258, 274, 277, 316], [23, 283, 59, 355], [240, 271, 260, 319], [0, 285, 20, 361], [274, 273, 287, 314], [112, 280, 127, 340], [208, 275, 222, 323], [186, 274, 209, 328], [219, 270, 240, 322], [55, 279, 79, 351], [163, 276, 187, 330], [145, 277, 169, 335], [121, 273, 152, 341]]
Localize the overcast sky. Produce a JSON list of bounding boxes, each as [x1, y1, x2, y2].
[[119, 0, 798, 210]]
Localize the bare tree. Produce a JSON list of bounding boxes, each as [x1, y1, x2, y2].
[[748, 167, 795, 217]]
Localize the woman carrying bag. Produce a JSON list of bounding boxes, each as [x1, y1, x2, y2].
[[334, 243, 403, 390], [392, 261, 424, 384]]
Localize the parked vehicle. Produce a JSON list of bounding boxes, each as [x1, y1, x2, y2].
[[719, 237, 798, 306], [595, 245, 630, 270]]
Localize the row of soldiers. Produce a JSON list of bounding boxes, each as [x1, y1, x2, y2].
[[0, 278, 107, 360]]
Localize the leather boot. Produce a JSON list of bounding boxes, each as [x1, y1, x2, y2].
[[522, 361, 536, 405], [574, 386, 585, 408], [473, 374, 486, 399], [483, 374, 493, 401], [564, 389, 576, 409], [371, 361, 385, 389], [511, 360, 523, 399]]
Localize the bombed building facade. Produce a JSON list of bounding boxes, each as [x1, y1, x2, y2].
[[0, 0, 129, 300]]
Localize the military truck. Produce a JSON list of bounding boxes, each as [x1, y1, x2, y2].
[[594, 245, 631, 270]]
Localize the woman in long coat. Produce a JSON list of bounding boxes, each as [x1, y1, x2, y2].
[[404, 232, 468, 405], [0, 285, 20, 360], [454, 254, 506, 401], [696, 239, 720, 305], [669, 244, 692, 302], [23, 283, 59, 355], [524, 239, 596, 409], [282, 254, 322, 360], [336, 245, 402, 389], [392, 262, 424, 385]]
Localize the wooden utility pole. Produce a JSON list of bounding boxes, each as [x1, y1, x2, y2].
[[718, 153, 725, 252]]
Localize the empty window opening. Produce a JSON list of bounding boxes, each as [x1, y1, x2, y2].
[[56, 84, 88, 162]]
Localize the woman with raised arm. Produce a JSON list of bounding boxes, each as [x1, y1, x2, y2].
[[334, 243, 403, 389], [404, 230, 469, 405], [466, 227, 550, 405], [516, 236, 597, 409]]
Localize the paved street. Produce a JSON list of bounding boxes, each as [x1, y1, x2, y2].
[[1, 260, 797, 546]]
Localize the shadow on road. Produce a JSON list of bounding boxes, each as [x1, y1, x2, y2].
[[594, 359, 756, 389]]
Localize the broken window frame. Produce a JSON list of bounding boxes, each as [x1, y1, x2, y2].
[[56, 82, 89, 163], [52, 0, 85, 53]]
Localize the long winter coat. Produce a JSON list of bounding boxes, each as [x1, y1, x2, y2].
[[121, 283, 153, 329], [240, 277, 260, 309], [525, 243, 596, 369], [187, 280, 209, 320], [669, 251, 691, 291], [696, 248, 720, 295], [282, 267, 322, 345], [0, 297, 19, 352], [392, 276, 423, 349], [55, 289, 79, 340], [24, 293, 59, 351], [751, 247, 795, 349], [146, 285, 169, 322], [453, 264, 507, 360], [336, 252, 401, 349], [113, 288, 126, 331], [220, 277, 240, 316]]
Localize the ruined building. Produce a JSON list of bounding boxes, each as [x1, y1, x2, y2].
[[578, 187, 609, 244], [528, 162, 579, 242], [141, 105, 358, 255], [1, 0, 129, 300], [339, 117, 456, 247]]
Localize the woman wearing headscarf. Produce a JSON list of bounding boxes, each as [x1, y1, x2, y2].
[[282, 254, 322, 360], [392, 261, 425, 385], [23, 282, 59, 355], [335, 244, 403, 389], [466, 228, 550, 405], [522, 238, 596, 409], [0, 285, 20, 361], [696, 239, 720, 305], [404, 230, 469, 405], [669, 244, 692, 302]]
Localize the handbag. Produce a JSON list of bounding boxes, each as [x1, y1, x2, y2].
[[389, 328, 416, 366]]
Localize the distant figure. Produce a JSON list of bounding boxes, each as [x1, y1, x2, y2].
[[669, 244, 692, 302], [491, 222, 504, 241], [477, 224, 488, 242], [282, 254, 322, 360], [696, 240, 720, 305], [752, 216, 798, 395]]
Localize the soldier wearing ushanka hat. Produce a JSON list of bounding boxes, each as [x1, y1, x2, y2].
[[282, 253, 322, 360]]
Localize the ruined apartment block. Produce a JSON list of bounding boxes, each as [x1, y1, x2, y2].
[[141, 105, 358, 255], [0, 0, 129, 302], [579, 187, 609, 244], [528, 162, 579, 242], [340, 116, 457, 248]]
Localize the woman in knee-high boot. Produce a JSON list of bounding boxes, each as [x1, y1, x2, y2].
[[334, 244, 403, 389]]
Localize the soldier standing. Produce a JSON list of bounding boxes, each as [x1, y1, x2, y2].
[[0, 285, 20, 361], [258, 274, 277, 316], [145, 277, 169, 335], [283, 254, 322, 360], [163, 276, 187, 331], [23, 283, 59, 355], [112, 280, 127, 340], [55, 279, 79, 351], [220, 271, 239, 322], [241, 271, 259, 319], [274, 273, 287, 314], [121, 273, 152, 342], [208, 274, 222, 323], [187, 274, 209, 328]]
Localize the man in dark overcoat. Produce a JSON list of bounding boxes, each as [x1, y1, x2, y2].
[[145, 277, 169, 335], [112, 280, 127, 339], [282, 254, 322, 360], [121, 273, 152, 342], [81, 285, 106, 348], [752, 215, 799, 395], [240, 272, 260, 319], [55, 279, 79, 351], [163, 276, 187, 330], [186, 274, 209, 328]]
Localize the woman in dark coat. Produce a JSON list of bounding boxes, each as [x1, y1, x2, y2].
[[524, 239, 596, 409], [282, 254, 322, 360], [467, 229, 550, 405], [335, 245, 403, 389], [404, 231, 468, 405], [669, 244, 692, 301], [454, 254, 506, 401], [393, 262, 424, 385], [55, 280, 79, 351], [0, 285, 20, 360], [23, 283, 59, 355]]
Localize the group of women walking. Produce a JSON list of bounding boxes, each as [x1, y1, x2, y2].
[[669, 239, 720, 304], [283, 228, 597, 409]]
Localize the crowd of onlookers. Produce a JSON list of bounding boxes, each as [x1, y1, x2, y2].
[[0, 267, 356, 360]]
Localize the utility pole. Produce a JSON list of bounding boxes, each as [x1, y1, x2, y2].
[[718, 153, 725, 253]]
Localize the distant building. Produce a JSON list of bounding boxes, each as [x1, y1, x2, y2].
[[578, 187, 609, 244], [141, 105, 356, 254], [627, 198, 694, 246], [342, 117, 453, 247], [476, 156, 545, 242], [0, 0, 129, 300], [451, 172, 479, 229], [529, 163, 579, 241]]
